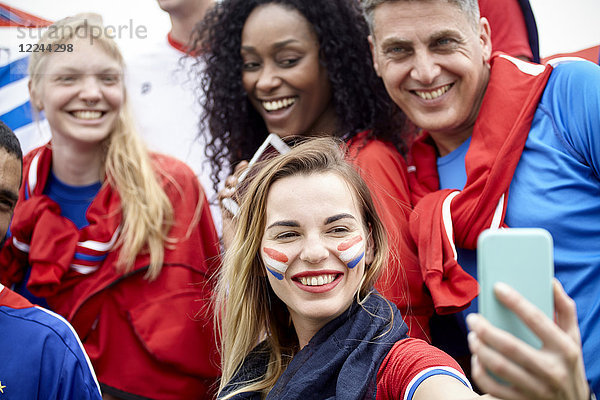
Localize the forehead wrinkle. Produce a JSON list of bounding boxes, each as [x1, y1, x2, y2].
[[430, 28, 463, 41], [379, 36, 412, 49], [379, 26, 462, 47]]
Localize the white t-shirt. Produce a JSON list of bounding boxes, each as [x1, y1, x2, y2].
[[125, 35, 224, 234]]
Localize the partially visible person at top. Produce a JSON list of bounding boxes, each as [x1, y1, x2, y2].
[[0, 14, 221, 400], [214, 136, 592, 400], [363, 0, 600, 395], [0, 120, 102, 400], [192, 0, 435, 341], [478, 0, 539, 62], [126, 0, 226, 233]]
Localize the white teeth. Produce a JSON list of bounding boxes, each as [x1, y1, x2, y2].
[[262, 97, 296, 111], [72, 110, 103, 120], [414, 84, 452, 100], [299, 274, 336, 286]]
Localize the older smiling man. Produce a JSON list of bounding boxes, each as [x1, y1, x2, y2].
[[364, 0, 600, 397]]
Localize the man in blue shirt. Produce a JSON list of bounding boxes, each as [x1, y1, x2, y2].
[[364, 0, 600, 397], [0, 120, 102, 400]]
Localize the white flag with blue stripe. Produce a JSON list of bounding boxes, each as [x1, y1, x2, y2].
[[0, 4, 52, 154]]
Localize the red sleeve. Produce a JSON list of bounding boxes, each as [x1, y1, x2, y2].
[[479, 0, 533, 60], [152, 153, 221, 278], [195, 183, 222, 279], [376, 338, 470, 400], [347, 135, 434, 341]]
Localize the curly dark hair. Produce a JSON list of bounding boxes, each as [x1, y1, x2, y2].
[[192, 0, 407, 192]]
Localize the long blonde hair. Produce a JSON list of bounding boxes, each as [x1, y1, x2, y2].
[[27, 14, 174, 280], [216, 137, 389, 398]]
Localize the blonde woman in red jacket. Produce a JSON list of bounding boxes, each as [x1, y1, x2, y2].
[[0, 14, 220, 400]]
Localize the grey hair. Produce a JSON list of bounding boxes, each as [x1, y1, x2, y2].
[[362, 0, 481, 35]]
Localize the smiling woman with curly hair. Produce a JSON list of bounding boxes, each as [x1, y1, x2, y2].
[[192, 0, 435, 341], [193, 0, 406, 182]]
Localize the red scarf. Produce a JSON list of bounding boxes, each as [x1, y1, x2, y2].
[[0, 145, 123, 296], [407, 55, 553, 314], [0, 145, 214, 302]]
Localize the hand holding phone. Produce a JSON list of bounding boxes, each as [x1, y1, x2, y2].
[[467, 278, 591, 399]]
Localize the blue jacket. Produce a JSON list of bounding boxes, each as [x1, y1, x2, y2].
[[0, 284, 102, 399]]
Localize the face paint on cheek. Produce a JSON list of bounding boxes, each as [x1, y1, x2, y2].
[[263, 247, 289, 280], [337, 235, 364, 269]]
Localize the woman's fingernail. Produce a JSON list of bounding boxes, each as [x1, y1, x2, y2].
[[466, 313, 479, 329], [467, 331, 477, 346], [494, 282, 511, 296]]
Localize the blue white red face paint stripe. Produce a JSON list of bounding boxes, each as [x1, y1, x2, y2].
[[337, 235, 364, 269], [263, 247, 289, 280]]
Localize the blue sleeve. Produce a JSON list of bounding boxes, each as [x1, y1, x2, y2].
[[543, 60, 600, 179], [54, 346, 102, 400], [0, 305, 102, 400], [35, 308, 102, 400]]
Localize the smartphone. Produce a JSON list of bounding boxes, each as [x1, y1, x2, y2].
[[477, 228, 554, 349], [221, 133, 291, 216]]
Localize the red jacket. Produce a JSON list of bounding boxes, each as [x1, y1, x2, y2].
[[0, 145, 221, 399]]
